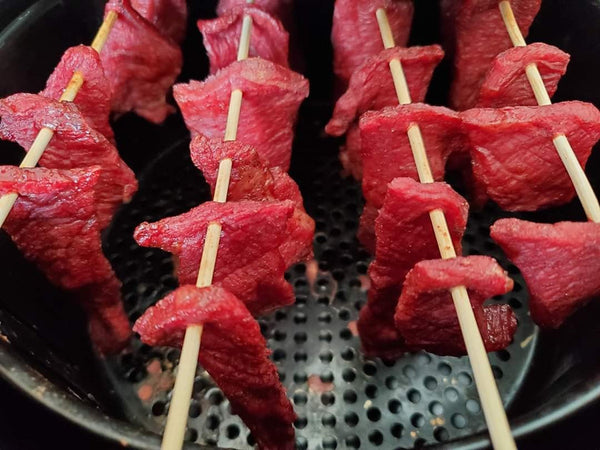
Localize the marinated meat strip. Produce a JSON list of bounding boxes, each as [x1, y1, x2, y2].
[[130, 0, 188, 43], [461, 101, 600, 211], [198, 5, 289, 74], [358, 178, 468, 359], [0, 166, 130, 354], [395, 256, 516, 356], [41, 45, 114, 143], [446, 0, 542, 110], [134, 285, 296, 450], [217, 0, 294, 26], [173, 58, 309, 171], [477, 43, 570, 107], [491, 218, 600, 328], [0, 93, 137, 230], [358, 103, 462, 250], [190, 134, 314, 264], [134, 200, 299, 315], [332, 0, 414, 85], [325, 45, 444, 180], [101, 0, 182, 123]]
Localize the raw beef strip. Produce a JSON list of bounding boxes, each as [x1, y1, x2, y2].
[[358, 103, 461, 249], [326, 45, 444, 180], [332, 0, 414, 85], [41, 45, 114, 142], [0, 93, 137, 230], [477, 43, 570, 107], [198, 5, 289, 74], [217, 0, 294, 26], [358, 178, 468, 359], [461, 101, 600, 211], [360, 104, 460, 209], [173, 58, 309, 170], [0, 166, 130, 354], [190, 134, 314, 264], [447, 0, 542, 110], [326, 46, 444, 137], [134, 200, 297, 315], [130, 0, 187, 43], [134, 285, 296, 450], [491, 218, 600, 328], [395, 256, 517, 356], [101, 0, 182, 123]]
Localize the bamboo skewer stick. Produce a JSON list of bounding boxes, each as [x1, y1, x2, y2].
[[160, 12, 254, 450], [498, 0, 600, 223], [376, 9, 517, 450], [0, 10, 119, 229]]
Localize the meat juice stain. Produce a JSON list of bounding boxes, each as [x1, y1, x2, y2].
[[307, 374, 334, 393], [135, 358, 174, 404], [347, 320, 358, 336], [359, 274, 370, 292]]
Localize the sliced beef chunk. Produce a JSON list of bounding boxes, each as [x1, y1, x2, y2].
[[198, 5, 289, 74], [461, 101, 600, 211], [101, 0, 182, 123], [173, 58, 309, 171], [477, 42, 569, 107], [134, 285, 296, 450], [0, 93, 137, 230], [491, 218, 600, 328], [134, 200, 298, 315], [395, 256, 516, 356]]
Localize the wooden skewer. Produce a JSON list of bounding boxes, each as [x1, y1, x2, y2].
[[160, 12, 254, 450], [0, 10, 119, 229], [498, 1, 600, 223], [376, 9, 517, 450]]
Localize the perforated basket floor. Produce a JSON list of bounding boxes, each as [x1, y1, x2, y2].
[[104, 105, 538, 449]]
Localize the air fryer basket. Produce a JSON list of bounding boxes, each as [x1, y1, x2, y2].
[[2, 0, 600, 449]]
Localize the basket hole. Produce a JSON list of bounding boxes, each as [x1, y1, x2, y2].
[[151, 401, 165, 416], [367, 407, 381, 422], [344, 412, 359, 427], [320, 350, 334, 363], [322, 413, 336, 428], [368, 430, 383, 446], [294, 332, 308, 344], [458, 372, 472, 385], [403, 365, 416, 378], [272, 349, 286, 361], [188, 402, 201, 418], [363, 362, 377, 376], [365, 384, 378, 399], [346, 435, 360, 448], [294, 392, 307, 406], [343, 389, 357, 404], [206, 414, 220, 430], [467, 399, 481, 413], [343, 368, 357, 382], [295, 416, 307, 429], [320, 370, 334, 383], [321, 392, 335, 406], [388, 399, 402, 414], [273, 330, 286, 341], [452, 413, 467, 429], [496, 349, 511, 361], [322, 436, 338, 449], [341, 347, 355, 361], [294, 351, 308, 362], [492, 365, 504, 379], [445, 387, 459, 402], [319, 330, 333, 342], [296, 436, 308, 450], [411, 413, 425, 428], [294, 372, 307, 384], [438, 362, 452, 375], [226, 424, 240, 439], [386, 376, 399, 390], [407, 389, 421, 403], [391, 423, 403, 438], [424, 376, 437, 390], [430, 401, 444, 415]]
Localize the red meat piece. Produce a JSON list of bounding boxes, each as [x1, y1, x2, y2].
[[134, 200, 297, 315], [0, 166, 130, 354], [217, 0, 293, 24], [326, 45, 444, 180], [358, 103, 461, 249], [358, 178, 468, 358], [130, 0, 188, 43], [134, 285, 296, 450], [477, 43, 570, 107], [173, 58, 309, 170], [0, 93, 137, 230], [41, 45, 114, 142], [190, 134, 314, 264], [332, 0, 414, 85], [491, 218, 600, 328], [360, 104, 460, 209], [198, 5, 289, 74], [395, 256, 516, 356], [447, 0, 542, 110], [101, 0, 182, 123], [326, 46, 444, 137], [461, 101, 600, 211]]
